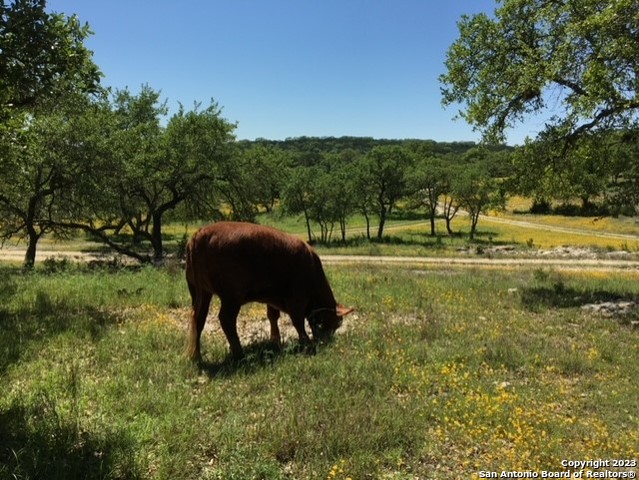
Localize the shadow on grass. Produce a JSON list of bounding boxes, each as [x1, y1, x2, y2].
[[0, 286, 122, 375], [521, 282, 636, 311], [312, 233, 426, 248], [314, 228, 512, 251], [0, 398, 141, 480], [199, 339, 322, 378]]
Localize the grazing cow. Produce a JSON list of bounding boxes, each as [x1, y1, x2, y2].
[[185, 222, 354, 361]]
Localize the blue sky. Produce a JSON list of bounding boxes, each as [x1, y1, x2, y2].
[[47, 1, 540, 145]]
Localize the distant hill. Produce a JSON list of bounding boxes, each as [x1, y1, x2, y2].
[[238, 136, 511, 156]]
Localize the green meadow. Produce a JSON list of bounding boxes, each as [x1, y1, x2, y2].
[[1, 259, 637, 479]]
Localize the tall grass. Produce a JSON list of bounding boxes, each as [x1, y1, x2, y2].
[[1, 263, 638, 479]]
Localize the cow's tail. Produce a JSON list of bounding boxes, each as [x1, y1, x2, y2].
[[185, 229, 200, 293]]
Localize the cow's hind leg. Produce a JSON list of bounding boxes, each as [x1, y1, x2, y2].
[[187, 285, 212, 362], [218, 301, 243, 360], [267, 305, 281, 345]]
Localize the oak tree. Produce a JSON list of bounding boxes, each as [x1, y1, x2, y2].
[[441, 0, 639, 145]]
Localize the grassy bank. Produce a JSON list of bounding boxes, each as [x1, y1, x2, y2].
[[1, 263, 638, 479]]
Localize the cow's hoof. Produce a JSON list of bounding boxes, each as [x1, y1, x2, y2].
[[303, 342, 317, 356]]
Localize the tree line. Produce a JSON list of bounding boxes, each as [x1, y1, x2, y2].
[[271, 140, 511, 244]]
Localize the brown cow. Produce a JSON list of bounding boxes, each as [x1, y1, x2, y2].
[[185, 221, 353, 361]]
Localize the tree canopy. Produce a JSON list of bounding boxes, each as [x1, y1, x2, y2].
[[440, 0, 639, 145], [56, 88, 238, 263], [0, 0, 102, 267], [0, 0, 101, 116]]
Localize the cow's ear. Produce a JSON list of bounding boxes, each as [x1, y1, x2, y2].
[[336, 304, 354, 317]]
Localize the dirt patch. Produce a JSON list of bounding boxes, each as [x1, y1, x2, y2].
[[457, 244, 638, 260], [581, 300, 638, 318], [162, 304, 362, 347], [579, 300, 639, 328]]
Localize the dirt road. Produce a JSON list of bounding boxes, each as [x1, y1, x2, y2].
[[320, 254, 639, 271], [1, 247, 638, 272], [0, 249, 106, 264], [386, 210, 639, 242], [478, 215, 639, 241]]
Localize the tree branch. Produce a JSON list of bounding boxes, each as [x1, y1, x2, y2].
[[53, 220, 152, 263], [552, 77, 588, 96], [568, 100, 639, 141]]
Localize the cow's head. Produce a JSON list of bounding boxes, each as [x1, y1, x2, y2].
[[308, 304, 354, 342]]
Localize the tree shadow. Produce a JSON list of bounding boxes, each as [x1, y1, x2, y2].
[[315, 233, 424, 248], [0, 286, 123, 375], [0, 399, 141, 480], [521, 282, 636, 311]]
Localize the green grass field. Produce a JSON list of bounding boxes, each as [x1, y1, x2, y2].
[[258, 205, 639, 254], [1, 261, 637, 479]]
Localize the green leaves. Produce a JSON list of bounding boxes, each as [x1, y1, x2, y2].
[[0, 79, 239, 264], [0, 0, 101, 114], [441, 0, 639, 216], [80, 90, 238, 260], [0, 1, 102, 267], [440, 0, 639, 144]]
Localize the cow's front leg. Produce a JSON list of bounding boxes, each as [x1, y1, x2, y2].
[[267, 305, 281, 345], [290, 314, 315, 354]]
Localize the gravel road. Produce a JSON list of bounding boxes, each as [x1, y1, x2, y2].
[[1, 248, 638, 272]]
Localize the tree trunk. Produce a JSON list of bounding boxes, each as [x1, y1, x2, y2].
[[24, 191, 42, 269], [24, 227, 40, 270], [318, 221, 328, 243], [446, 216, 454, 235], [363, 212, 371, 240], [469, 210, 480, 240], [377, 207, 387, 240], [303, 208, 313, 243], [339, 218, 347, 242], [151, 212, 164, 261], [429, 205, 436, 236], [443, 196, 458, 235]]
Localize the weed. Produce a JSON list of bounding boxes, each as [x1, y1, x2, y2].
[[42, 256, 74, 274], [176, 231, 189, 260], [533, 267, 550, 282]]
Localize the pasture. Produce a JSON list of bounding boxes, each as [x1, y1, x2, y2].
[[1, 260, 637, 479]]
